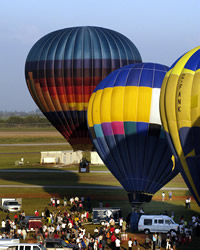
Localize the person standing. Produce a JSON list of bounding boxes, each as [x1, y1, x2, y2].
[[115, 236, 121, 250], [122, 220, 127, 232], [185, 198, 189, 208], [110, 233, 116, 249], [128, 238, 133, 250], [1, 219, 5, 233], [162, 192, 165, 201], [157, 233, 162, 249], [22, 228, 27, 240], [188, 197, 191, 208], [168, 191, 172, 200], [63, 197, 67, 206], [152, 233, 157, 250], [166, 237, 171, 250], [171, 210, 175, 220]]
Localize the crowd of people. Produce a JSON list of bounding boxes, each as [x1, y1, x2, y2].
[[0, 196, 199, 249]]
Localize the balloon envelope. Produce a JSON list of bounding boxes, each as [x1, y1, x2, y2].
[[25, 26, 142, 150], [88, 63, 179, 205], [160, 46, 200, 206]]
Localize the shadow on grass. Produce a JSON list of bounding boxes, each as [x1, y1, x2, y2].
[[0, 167, 198, 222]]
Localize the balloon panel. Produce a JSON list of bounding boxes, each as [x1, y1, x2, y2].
[[25, 26, 142, 150]]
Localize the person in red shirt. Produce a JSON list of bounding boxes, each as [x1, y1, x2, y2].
[[110, 233, 116, 249], [14, 213, 18, 224], [35, 210, 39, 216], [54, 231, 59, 239], [110, 226, 115, 234]]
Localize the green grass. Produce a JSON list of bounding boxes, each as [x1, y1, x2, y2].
[[0, 128, 199, 249]]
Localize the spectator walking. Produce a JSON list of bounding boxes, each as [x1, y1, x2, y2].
[[63, 197, 67, 206], [22, 228, 27, 240], [157, 233, 162, 249], [128, 238, 133, 250], [185, 198, 189, 208], [168, 191, 172, 200], [162, 192, 165, 201], [115, 236, 121, 250], [1, 219, 5, 233], [188, 196, 191, 208]]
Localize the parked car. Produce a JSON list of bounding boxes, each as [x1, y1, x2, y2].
[[0, 199, 21, 212], [138, 214, 179, 234], [44, 239, 79, 250]]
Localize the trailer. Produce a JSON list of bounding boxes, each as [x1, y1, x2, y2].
[[92, 207, 122, 224]]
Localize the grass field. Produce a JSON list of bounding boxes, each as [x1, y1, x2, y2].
[[0, 127, 199, 249]]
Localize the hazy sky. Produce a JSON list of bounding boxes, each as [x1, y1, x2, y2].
[[1, 0, 200, 111]]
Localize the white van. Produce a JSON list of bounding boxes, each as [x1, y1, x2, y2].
[[138, 215, 179, 234], [0, 240, 20, 245], [0, 243, 45, 250]]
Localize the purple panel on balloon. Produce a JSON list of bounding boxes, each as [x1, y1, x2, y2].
[[102, 123, 113, 136]]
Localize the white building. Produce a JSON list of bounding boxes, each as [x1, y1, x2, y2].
[[40, 150, 104, 165]]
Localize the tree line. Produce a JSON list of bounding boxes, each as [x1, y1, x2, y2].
[[0, 115, 52, 128]]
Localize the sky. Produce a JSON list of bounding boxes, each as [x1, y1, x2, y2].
[[0, 0, 200, 112]]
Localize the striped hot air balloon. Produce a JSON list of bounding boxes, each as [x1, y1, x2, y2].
[[88, 63, 179, 205], [160, 46, 200, 206], [25, 26, 142, 150]]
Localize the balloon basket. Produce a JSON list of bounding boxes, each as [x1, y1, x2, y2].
[[128, 192, 152, 208]]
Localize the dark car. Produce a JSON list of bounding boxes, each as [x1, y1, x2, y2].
[[44, 239, 79, 250]]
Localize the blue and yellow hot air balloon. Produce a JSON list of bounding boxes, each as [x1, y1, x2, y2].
[[88, 63, 179, 205], [25, 26, 142, 150], [160, 46, 200, 206]]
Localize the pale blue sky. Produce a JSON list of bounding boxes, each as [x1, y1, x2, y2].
[[0, 0, 200, 111]]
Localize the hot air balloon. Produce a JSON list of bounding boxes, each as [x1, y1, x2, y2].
[[87, 63, 179, 205], [160, 46, 200, 206], [25, 26, 142, 151]]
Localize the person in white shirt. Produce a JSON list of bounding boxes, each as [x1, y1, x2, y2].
[[61, 222, 66, 231], [68, 221, 72, 229], [75, 196, 79, 203], [56, 224, 61, 232], [192, 215, 196, 224], [162, 192, 165, 201], [115, 237, 121, 250], [128, 238, 133, 250], [70, 197, 74, 205], [109, 218, 115, 226], [17, 228, 22, 237], [115, 227, 120, 235], [119, 218, 123, 229], [51, 225, 55, 234], [56, 199, 60, 207], [1, 220, 5, 232], [43, 224, 47, 232]]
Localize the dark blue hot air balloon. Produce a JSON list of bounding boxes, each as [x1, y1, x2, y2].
[[87, 63, 179, 205]]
